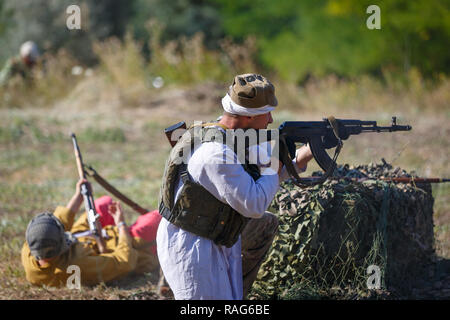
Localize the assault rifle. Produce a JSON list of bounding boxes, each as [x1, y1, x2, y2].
[[71, 133, 107, 253], [164, 116, 412, 187], [277, 116, 412, 186]]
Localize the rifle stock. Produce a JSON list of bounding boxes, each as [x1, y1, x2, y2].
[[164, 121, 186, 147]]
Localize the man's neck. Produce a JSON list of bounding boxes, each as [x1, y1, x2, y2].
[[219, 113, 248, 129]]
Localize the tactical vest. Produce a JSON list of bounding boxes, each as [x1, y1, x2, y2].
[[158, 124, 260, 248]]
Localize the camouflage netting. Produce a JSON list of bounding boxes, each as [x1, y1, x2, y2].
[[251, 160, 435, 299]]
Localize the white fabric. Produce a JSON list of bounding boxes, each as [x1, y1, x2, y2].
[[156, 126, 306, 300], [221, 92, 275, 116]]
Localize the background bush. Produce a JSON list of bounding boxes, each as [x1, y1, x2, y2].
[[1, 0, 448, 81]]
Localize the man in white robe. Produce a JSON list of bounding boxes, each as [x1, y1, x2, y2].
[[157, 73, 313, 299]]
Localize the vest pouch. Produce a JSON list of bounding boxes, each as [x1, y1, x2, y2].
[[207, 203, 227, 242], [169, 179, 248, 248], [159, 125, 257, 248], [214, 204, 249, 247], [171, 180, 222, 239]]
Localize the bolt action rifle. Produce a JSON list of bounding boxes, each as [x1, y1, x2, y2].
[[71, 133, 107, 253]]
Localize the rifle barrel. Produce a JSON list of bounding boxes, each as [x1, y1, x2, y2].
[[302, 176, 449, 183], [339, 120, 377, 126], [71, 133, 86, 179], [359, 125, 412, 132]]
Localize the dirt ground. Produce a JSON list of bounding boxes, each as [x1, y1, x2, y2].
[[0, 80, 448, 300]]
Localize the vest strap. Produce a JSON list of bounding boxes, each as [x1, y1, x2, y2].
[[179, 163, 190, 184], [159, 201, 173, 222], [159, 123, 258, 248]]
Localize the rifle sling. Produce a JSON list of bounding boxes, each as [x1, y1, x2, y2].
[[281, 116, 344, 187], [279, 135, 303, 184], [327, 116, 341, 141], [84, 165, 150, 215]]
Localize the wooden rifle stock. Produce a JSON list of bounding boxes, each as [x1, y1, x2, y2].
[[164, 121, 186, 147]]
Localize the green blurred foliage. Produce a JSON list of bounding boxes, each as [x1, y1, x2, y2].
[[0, 0, 448, 81], [0, 0, 14, 36], [130, 0, 224, 50], [213, 0, 450, 81], [0, 0, 135, 65]]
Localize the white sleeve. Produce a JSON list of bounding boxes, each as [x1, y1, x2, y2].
[[246, 141, 307, 182], [187, 142, 280, 219], [278, 158, 307, 182]]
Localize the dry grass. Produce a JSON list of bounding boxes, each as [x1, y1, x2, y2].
[[0, 33, 448, 299]]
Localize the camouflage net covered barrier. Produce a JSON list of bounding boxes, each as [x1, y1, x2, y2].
[[251, 161, 436, 299]]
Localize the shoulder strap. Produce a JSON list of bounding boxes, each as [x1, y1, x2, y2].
[[202, 122, 229, 131], [179, 163, 190, 184]]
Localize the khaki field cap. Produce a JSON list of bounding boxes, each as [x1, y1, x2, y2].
[[229, 73, 278, 108]]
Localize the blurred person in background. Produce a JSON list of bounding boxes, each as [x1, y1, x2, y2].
[[0, 41, 40, 87]]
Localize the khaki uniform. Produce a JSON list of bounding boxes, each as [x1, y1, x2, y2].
[[0, 57, 32, 86], [21, 206, 159, 287], [241, 211, 278, 297]]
